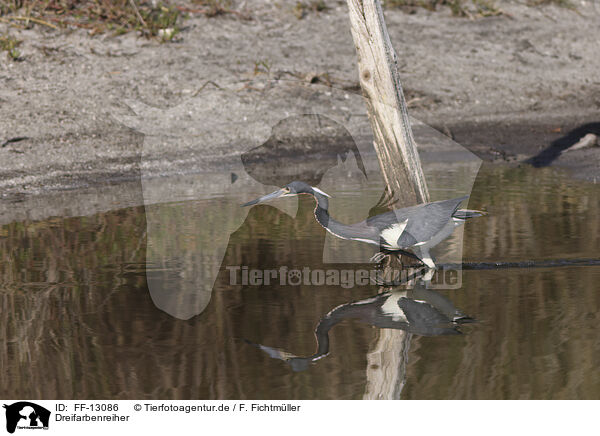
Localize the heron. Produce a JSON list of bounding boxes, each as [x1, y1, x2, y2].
[[242, 181, 485, 268]]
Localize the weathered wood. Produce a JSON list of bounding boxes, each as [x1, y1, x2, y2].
[[346, 0, 429, 206], [363, 331, 411, 399], [562, 133, 598, 153], [346, 0, 430, 400]]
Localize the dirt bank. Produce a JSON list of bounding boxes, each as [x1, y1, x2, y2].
[[1, 0, 599, 217]]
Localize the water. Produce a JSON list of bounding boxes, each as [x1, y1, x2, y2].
[[1, 164, 599, 399]]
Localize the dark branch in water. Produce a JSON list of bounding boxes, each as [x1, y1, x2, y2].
[[443, 258, 600, 270]]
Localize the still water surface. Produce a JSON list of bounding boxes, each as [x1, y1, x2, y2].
[[1, 164, 599, 399]]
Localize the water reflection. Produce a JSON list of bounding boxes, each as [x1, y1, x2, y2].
[[247, 280, 474, 372], [1, 165, 600, 399]]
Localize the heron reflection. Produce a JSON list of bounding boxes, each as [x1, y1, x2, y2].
[[246, 282, 474, 372]]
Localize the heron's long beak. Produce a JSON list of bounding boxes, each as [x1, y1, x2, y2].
[[243, 339, 313, 372], [241, 189, 287, 207]]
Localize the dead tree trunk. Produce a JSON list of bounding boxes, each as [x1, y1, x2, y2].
[[346, 0, 429, 206], [346, 0, 430, 400]]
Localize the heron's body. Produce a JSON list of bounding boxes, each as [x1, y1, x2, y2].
[[243, 181, 485, 268]]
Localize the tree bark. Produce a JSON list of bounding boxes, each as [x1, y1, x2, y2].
[[346, 0, 430, 399], [346, 0, 429, 206]]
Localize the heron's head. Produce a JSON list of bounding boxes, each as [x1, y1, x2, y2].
[[242, 181, 330, 207]]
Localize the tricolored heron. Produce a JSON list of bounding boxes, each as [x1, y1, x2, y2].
[[242, 181, 485, 268]]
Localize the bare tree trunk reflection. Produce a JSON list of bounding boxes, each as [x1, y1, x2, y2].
[[346, 0, 430, 398], [364, 330, 412, 399]]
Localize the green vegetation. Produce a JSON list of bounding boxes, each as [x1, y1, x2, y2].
[[253, 58, 272, 75], [0, 33, 20, 59], [0, 0, 235, 37]]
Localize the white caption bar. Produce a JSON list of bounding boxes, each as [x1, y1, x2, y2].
[[0, 400, 596, 435]]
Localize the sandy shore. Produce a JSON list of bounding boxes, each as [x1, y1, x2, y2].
[[1, 0, 599, 219]]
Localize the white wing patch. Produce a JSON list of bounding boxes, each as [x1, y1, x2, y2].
[[380, 219, 408, 249], [380, 292, 408, 322]]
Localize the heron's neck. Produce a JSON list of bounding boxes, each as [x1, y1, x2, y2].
[[311, 310, 344, 359], [312, 192, 355, 238], [310, 191, 328, 209], [311, 301, 367, 359]]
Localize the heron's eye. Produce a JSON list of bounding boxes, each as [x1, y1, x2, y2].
[[283, 187, 291, 193]]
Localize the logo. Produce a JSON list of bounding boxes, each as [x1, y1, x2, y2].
[[3, 402, 50, 434]]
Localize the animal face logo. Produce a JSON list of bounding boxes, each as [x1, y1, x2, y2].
[[3, 402, 50, 434], [114, 79, 481, 320]]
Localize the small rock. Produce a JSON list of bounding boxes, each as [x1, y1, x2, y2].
[[158, 28, 176, 41]]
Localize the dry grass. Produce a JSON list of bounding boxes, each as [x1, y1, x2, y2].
[[384, 0, 505, 17], [385, 0, 577, 16], [293, 0, 328, 19], [527, 0, 575, 9], [385, 0, 504, 19], [0, 0, 237, 37]]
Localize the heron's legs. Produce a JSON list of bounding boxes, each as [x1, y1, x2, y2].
[[369, 248, 426, 265], [369, 251, 388, 263], [370, 248, 432, 287], [412, 247, 437, 269]]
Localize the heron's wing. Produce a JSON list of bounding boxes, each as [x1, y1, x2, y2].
[[397, 298, 461, 336], [365, 196, 468, 248], [363, 210, 418, 246]]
